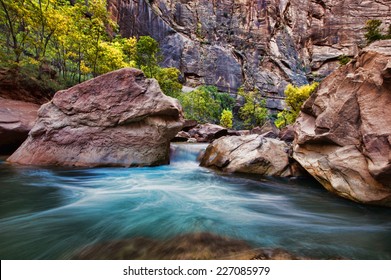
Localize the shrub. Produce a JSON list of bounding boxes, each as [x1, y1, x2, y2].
[[275, 82, 319, 128], [338, 55, 351, 66], [155, 67, 182, 98], [238, 87, 269, 129], [177, 87, 220, 123], [176, 86, 236, 124], [364, 20, 385, 44], [220, 109, 233, 128]]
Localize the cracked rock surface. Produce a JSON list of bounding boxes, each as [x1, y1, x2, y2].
[[200, 134, 294, 177], [108, 0, 391, 109], [293, 40, 391, 206], [7, 68, 184, 167]]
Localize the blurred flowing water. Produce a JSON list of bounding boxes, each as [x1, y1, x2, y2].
[[0, 143, 391, 259]]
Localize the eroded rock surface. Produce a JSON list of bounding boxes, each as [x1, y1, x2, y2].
[[188, 123, 228, 142], [293, 40, 391, 206], [7, 68, 184, 167], [200, 134, 295, 177], [0, 98, 39, 154], [108, 0, 391, 109]]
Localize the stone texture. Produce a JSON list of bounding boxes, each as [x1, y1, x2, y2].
[[0, 68, 53, 104], [172, 130, 191, 142], [250, 120, 280, 138], [200, 134, 294, 177], [188, 123, 228, 142], [279, 125, 295, 143], [182, 119, 198, 131], [108, 0, 391, 109], [74, 232, 308, 260], [0, 98, 40, 154], [7, 68, 184, 167], [293, 40, 391, 206]]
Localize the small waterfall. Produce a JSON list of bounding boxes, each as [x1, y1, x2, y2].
[[170, 143, 208, 164]]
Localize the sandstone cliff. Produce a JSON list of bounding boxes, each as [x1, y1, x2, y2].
[[108, 0, 391, 109], [293, 40, 391, 206]]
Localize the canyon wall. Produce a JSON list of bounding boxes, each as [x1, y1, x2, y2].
[[107, 0, 391, 109]]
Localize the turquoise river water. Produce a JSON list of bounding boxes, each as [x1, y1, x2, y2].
[[0, 143, 390, 259]]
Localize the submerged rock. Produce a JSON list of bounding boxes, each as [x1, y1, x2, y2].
[[74, 232, 306, 260], [7, 68, 184, 167], [293, 40, 391, 206], [200, 134, 296, 177], [0, 98, 39, 154]]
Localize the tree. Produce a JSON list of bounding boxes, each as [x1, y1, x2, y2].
[[274, 82, 318, 128], [0, 1, 183, 93], [135, 35, 160, 78], [209, 86, 235, 116], [114, 36, 137, 65], [238, 87, 269, 129], [364, 19, 383, 44], [155, 67, 182, 98], [177, 86, 220, 123], [0, 0, 30, 63], [220, 109, 233, 128]]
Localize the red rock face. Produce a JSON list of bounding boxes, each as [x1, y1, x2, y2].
[[107, 0, 391, 109], [7, 68, 184, 167], [293, 40, 391, 206], [0, 98, 40, 154]]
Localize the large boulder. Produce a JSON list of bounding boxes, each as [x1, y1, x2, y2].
[[200, 134, 296, 177], [0, 98, 39, 154], [7, 68, 184, 167], [293, 40, 391, 206]]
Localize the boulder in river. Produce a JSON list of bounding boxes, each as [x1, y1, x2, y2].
[[7, 68, 184, 167], [0, 98, 39, 154], [188, 123, 228, 142], [293, 40, 391, 206], [200, 134, 297, 177]]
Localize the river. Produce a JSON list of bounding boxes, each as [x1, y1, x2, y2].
[[1, 143, 390, 259]]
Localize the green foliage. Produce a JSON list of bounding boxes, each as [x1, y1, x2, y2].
[[0, 1, 183, 94], [211, 91, 235, 114], [155, 67, 182, 98], [135, 35, 160, 78], [220, 109, 233, 128], [364, 19, 391, 44], [275, 82, 319, 128], [364, 20, 383, 44], [338, 55, 351, 66], [176, 85, 234, 123], [238, 87, 269, 129], [177, 86, 220, 123]]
